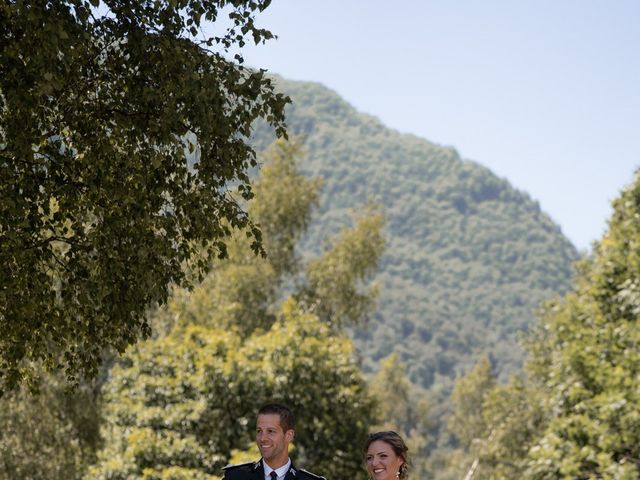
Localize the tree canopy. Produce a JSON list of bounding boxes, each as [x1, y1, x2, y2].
[[521, 171, 640, 479], [368, 353, 432, 479], [90, 302, 376, 480], [250, 78, 579, 472], [442, 170, 640, 479], [251, 76, 577, 400], [0, 374, 101, 479], [88, 139, 384, 479], [0, 0, 289, 391]]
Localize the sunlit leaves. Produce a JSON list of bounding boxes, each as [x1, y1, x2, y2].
[[90, 301, 374, 480], [298, 209, 385, 331], [90, 139, 381, 479], [0, 0, 289, 391], [445, 171, 640, 478]]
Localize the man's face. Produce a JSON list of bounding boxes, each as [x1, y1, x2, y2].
[[256, 413, 294, 467]]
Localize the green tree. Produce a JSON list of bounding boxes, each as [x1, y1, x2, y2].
[[89, 301, 375, 480], [368, 353, 431, 479], [438, 356, 496, 480], [0, 0, 289, 391], [168, 138, 322, 338], [475, 377, 547, 479], [449, 171, 640, 479], [299, 208, 385, 331], [443, 365, 548, 480], [249, 140, 322, 278], [0, 375, 101, 479], [89, 140, 383, 479], [448, 356, 496, 449], [521, 172, 640, 479]]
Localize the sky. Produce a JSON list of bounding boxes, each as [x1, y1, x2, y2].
[[233, 0, 640, 252]]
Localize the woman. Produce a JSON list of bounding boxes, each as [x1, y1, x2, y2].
[[363, 431, 410, 480]]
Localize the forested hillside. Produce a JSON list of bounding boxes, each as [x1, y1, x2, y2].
[[253, 78, 579, 394]]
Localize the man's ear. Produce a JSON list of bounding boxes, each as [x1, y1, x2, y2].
[[285, 429, 295, 443]]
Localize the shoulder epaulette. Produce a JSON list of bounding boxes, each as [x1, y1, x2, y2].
[[297, 468, 326, 480], [222, 460, 258, 470]]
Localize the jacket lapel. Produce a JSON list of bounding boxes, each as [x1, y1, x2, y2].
[[251, 459, 264, 480], [285, 463, 298, 480]]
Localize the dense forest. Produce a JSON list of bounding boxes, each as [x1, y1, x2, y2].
[[1, 140, 384, 479], [439, 169, 640, 479], [7, 2, 632, 476], [252, 78, 579, 393], [3, 71, 636, 477], [1, 63, 584, 477]]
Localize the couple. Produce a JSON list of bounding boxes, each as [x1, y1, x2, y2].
[[223, 403, 409, 480]]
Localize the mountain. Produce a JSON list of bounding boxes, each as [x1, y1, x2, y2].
[[252, 77, 579, 395]]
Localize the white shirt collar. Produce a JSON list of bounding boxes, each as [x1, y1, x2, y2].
[[263, 458, 291, 480]]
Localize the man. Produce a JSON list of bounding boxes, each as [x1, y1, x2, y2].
[[223, 403, 325, 480]]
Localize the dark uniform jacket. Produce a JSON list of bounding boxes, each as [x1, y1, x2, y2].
[[222, 459, 325, 480]]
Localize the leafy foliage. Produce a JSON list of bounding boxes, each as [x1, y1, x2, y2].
[[249, 140, 322, 278], [368, 353, 432, 479], [448, 356, 496, 449], [252, 78, 578, 395], [89, 303, 374, 480], [444, 171, 640, 479], [299, 209, 385, 331], [521, 171, 640, 479], [168, 139, 322, 339], [251, 78, 579, 472], [0, 375, 101, 479], [439, 358, 547, 479], [89, 140, 382, 479], [0, 0, 289, 391]]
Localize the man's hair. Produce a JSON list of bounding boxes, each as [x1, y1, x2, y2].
[[258, 403, 296, 432]]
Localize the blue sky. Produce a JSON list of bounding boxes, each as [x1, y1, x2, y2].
[[233, 0, 639, 251]]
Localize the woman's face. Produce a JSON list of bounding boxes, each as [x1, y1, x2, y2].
[[365, 440, 404, 480]]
